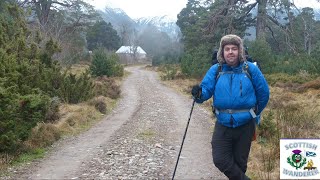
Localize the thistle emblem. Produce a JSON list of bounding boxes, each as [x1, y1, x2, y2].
[[287, 149, 307, 170]]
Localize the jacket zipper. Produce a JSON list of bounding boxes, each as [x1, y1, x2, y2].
[[240, 80, 242, 96], [230, 74, 233, 95], [230, 75, 233, 127]]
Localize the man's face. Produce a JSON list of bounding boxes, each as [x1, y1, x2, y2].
[[223, 44, 239, 67]]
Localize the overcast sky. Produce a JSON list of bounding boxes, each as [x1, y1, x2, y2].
[[87, 0, 320, 20]]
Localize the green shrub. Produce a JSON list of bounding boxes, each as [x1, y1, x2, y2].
[[0, 132, 20, 154], [258, 111, 278, 143], [181, 45, 211, 78], [45, 97, 61, 122], [160, 64, 178, 80], [112, 61, 124, 77], [58, 70, 94, 104], [268, 55, 319, 75], [39, 38, 61, 68], [247, 39, 273, 73], [152, 52, 180, 66], [249, 49, 320, 75], [0, 93, 50, 153], [17, 93, 50, 140], [0, 2, 72, 155], [265, 73, 316, 85], [90, 49, 124, 77]]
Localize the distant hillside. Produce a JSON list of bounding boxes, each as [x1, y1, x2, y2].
[[99, 7, 181, 41], [135, 16, 181, 40], [98, 8, 136, 34]]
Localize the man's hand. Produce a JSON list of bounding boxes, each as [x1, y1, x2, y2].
[[191, 85, 202, 99]]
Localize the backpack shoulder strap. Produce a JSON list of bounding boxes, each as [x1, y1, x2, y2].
[[215, 63, 223, 81], [242, 61, 252, 80], [215, 62, 253, 82]]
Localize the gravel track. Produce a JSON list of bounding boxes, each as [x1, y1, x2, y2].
[[4, 66, 227, 179]]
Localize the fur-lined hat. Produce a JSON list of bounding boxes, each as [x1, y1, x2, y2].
[[217, 34, 245, 64]]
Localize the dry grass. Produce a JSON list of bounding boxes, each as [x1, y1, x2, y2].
[[161, 78, 214, 115], [0, 154, 14, 172], [268, 75, 320, 93], [25, 123, 61, 149], [56, 96, 116, 136], [23, 96, 117, 149], [247, 86, 320, 179], [162, 78, 199, 95], [46, 63, 122, 138], [51, 64, 122, 136], [247, 143, 280, 180], [265, 73, 316, 86], [94, 76, 121, 99], [301, 78, 320, 90]]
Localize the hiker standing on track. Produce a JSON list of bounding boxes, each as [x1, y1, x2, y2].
[[191, 34, 270, 180]]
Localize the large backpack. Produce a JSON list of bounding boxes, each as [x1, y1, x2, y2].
[[211, 49, 219, 65]]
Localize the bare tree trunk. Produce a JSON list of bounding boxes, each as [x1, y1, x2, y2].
[[308, 34, 311, 55], [120, 24, 130, 45], [33, 0, 52, 27], [256, 0, 267, 40], [304, 22, 312, 55], [304, 26, 308, 52]]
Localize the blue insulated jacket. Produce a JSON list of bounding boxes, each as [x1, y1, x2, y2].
[[196, 62, 270, 128]]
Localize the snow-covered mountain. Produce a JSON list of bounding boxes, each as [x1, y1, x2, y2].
[[135, 16, 181, 40], [98, 7, 136, 33], [99, 7, 181, 41]]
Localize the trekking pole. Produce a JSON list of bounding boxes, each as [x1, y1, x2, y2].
[[172, 98, 196, 180]]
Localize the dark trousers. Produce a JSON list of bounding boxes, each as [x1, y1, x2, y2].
[[211, 120, 255, 180]]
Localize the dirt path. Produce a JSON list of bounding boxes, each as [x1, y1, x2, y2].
[[7, 66, 226, 179]]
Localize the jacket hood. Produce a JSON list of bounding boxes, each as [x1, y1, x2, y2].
[[217, 34, 246, 64]]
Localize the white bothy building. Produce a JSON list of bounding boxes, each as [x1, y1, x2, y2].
[[115, 46, 148, 64]]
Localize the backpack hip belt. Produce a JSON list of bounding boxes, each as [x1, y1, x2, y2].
[[215, 108, 257, 118]]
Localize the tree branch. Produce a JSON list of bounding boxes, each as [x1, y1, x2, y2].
[[51, 0, 72, 7], [267, 14, 286, 29], [265, 25, 280, 51], [207, 1, 257, 33], [207, 1, 237, 32], [245, 2, 258, 16]]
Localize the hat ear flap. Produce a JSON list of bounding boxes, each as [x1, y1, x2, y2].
[[239, 43, 245, 62], [217, 47, 225, 64]]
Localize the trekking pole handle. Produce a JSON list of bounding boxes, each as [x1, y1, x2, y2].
[[172, 98, 196, 180]]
